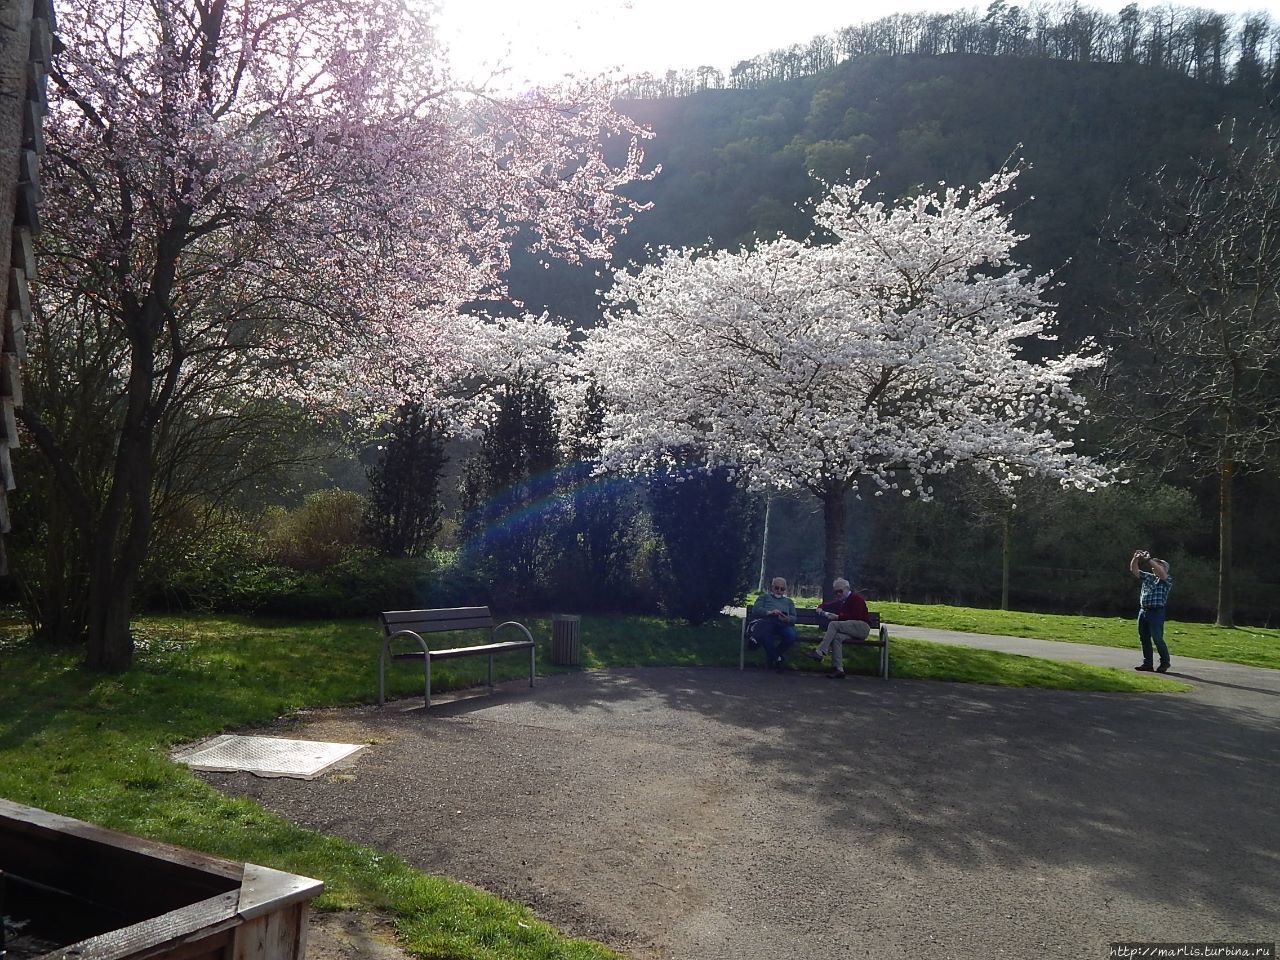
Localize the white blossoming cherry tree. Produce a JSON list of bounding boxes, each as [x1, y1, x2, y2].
[[576, 167, 1110, 592], [26, 0, 653, 670]]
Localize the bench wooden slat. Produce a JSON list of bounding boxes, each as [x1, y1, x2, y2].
[[390, 617, 494, 634], [382, 607, 495, 633], [772, 608, 881, 628], [383, 606, 489, 622], [427, 640, 536, 661], [390, 640, 536, 661]]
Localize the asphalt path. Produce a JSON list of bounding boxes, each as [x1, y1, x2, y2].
[[203, 628, 1280, 960]]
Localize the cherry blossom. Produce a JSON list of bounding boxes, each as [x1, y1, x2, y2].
[[25, 0, 653, 669], [574, 167, 1110, 585]]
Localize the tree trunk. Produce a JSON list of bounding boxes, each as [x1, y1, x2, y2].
[[1216, 453, 1234, 628], [84, 565, 137, 671], [33, 501, 90, 642], [80, 335, 160, 671], [1001, 506, 1011, 611], [82, 451, 152, 671], [820, 486, 846, 600]]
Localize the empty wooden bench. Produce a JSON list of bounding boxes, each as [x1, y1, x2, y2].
[[741, 607, 890, 679], [377, 606, 536, 709]]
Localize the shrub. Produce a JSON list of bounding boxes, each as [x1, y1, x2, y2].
[[263, 489, 371, 570], [648, 465, 760, 625]]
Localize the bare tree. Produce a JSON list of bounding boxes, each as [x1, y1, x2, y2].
[[1101, 120, 1280, 627]]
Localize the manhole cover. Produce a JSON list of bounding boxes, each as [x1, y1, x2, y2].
[[173, 734, 365, 779]]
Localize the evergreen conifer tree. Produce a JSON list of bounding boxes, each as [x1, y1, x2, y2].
[[365, 402, 448, 558]]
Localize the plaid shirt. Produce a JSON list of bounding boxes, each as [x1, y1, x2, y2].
[[1138, 570, 1173, 608]]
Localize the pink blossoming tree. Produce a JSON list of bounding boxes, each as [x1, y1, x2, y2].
[[574, 168, 1110, 592], [23, 0, 652, 669]]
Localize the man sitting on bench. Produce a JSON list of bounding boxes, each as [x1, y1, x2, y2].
[[805, 578, 871, 680], [751, 576, 798, 673]]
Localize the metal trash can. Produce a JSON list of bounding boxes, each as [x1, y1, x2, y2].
[[551, 614, 582, 666]]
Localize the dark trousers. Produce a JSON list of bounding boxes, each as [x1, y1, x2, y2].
[[1138, 606, 1169, 666], [756, 618, 796, 666]]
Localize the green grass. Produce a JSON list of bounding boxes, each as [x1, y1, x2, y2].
[[868, 601, 1280, 671], [0, 611, 1185, 958], [566, 614, 1184, 692]]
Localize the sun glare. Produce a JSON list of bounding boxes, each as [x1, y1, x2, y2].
[[433, 0, 893, 90], [435, 0, 1280, 91]]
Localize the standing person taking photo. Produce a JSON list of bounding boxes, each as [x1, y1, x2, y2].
[[1130, 549, 1174, 673]]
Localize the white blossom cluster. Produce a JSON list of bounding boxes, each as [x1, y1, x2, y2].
[[574, 168, 1111, 499]]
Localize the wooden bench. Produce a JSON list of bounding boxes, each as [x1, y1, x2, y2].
[[377, 607, 536, 709], [741, 607, 890, 679]]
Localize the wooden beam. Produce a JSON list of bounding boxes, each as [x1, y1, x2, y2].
[[32, 0, 57, 30], [11, 226, 35, 277], [22, 98, 44, 154], [27, 57, 48, 109], [236, 864, 324, 922], [29, 14, 52, 66], [16, 179, 39, 230], [2, 352, 24, 405], [3, 310, 25, 359], [3, 397, 18, 447], [8, 266, 30, 313], [0, 443, 14, 490]]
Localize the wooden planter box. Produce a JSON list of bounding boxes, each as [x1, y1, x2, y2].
[[1, 798, 323, 960]]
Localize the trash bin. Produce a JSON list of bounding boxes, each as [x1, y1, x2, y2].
[[551, 614, 582, 666]]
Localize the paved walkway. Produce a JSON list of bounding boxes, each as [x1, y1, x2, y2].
[[204, 627, 1280, 960]]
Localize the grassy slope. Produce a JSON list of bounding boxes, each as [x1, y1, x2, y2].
[[871, 601, 1280, 670], [0, 612, 1187, 958]]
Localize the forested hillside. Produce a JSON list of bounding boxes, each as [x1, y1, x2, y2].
[[511, 52, 1272, 343]]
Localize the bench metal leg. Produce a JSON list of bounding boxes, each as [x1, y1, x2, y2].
[[488, 653, 495, 689], [529, 645, 536, 687], [739, 621, 746, 670], [425, 655, 432, 709], [880, 627, 889, 679]]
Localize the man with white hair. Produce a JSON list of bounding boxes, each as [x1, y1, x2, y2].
[[750, 576, 798, 672], [805, 578, 871, 679], [1130, 549, 1174, 673]]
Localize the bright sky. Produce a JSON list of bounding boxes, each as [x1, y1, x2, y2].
[[435, 0, 1280, 90]]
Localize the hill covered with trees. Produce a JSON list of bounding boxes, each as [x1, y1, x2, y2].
[[512, 50, 1274, 343]]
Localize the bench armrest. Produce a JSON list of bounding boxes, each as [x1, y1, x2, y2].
[[378, 629, 429, 706], [386, 628, 428, 648], [493, 620, 535, 644]]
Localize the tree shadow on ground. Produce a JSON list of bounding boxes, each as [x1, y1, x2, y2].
[[498, 665, 1280, 924]]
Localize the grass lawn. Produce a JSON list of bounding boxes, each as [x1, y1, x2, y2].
[[0, 611, 1185, 958], [870, 601, 1280, 671]]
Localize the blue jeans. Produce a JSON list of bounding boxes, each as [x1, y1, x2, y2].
[[755, 618, 796, 667], [1138, 606, 1169, 666]]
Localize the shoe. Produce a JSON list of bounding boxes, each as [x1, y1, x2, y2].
[[804, 649, 823, 661], [1134, 664, 1154, 672], [773, 659, 790, 673], [1156, 663, 1170, 673], [827, 671, 845, 680]]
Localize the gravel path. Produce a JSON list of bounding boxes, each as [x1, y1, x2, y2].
[[199, 639, 1280, 960]]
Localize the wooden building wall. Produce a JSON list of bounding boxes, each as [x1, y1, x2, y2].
[[0, 0, 51, 573]]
